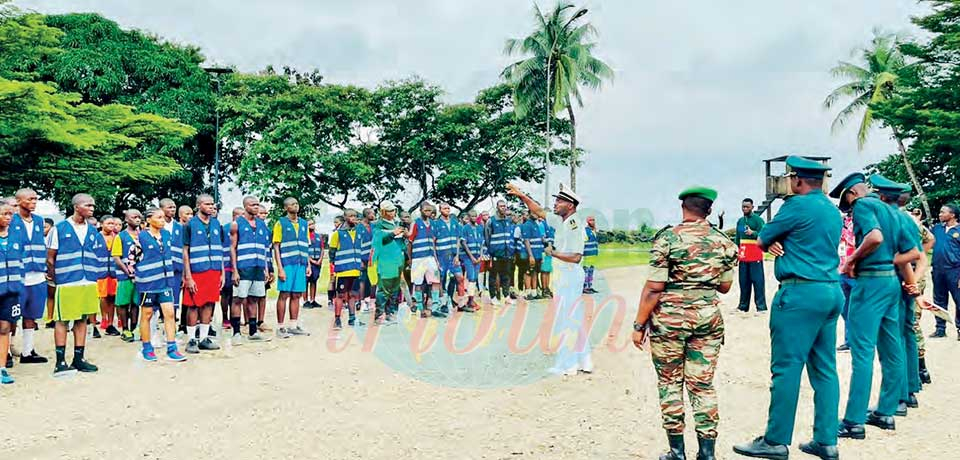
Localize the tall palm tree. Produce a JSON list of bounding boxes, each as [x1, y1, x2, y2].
[[502, 1, 613, 192], [824, 30, 930, 218]]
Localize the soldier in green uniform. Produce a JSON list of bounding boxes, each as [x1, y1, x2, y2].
[[632, 186, 738, 460], [829, 172, 921, 439], [732, 157, 843, 460], [870, 175, 927, 411], [901, 193, 935, 385]]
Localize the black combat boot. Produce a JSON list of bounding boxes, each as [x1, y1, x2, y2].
[[696, 437, 715, 460], [919, 357, 932, 384], [659, 433, 686, 460]]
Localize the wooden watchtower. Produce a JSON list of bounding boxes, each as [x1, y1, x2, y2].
[[756, 155, 832, 221]]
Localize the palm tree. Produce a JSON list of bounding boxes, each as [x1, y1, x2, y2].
[[824, 30, 930, 218], [502, 1, 613, 192]]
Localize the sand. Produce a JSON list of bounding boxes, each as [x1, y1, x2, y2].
[[4, 262, 958, 460]]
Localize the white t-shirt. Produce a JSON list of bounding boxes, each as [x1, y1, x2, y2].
[[546, 212, 585, 268], [164, 220, 174, 233], [46, 218, 94, 286], [20, 215, 46, 286]]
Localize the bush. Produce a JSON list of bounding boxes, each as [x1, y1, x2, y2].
[[597, 226, 657, 244]]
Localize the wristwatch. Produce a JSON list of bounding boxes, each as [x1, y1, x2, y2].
[[633, 321, 646, 332]]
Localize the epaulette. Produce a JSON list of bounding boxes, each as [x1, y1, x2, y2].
[[653, 225, 673, 239]]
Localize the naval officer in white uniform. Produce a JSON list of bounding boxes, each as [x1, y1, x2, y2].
[[507, 183, 591, 376]]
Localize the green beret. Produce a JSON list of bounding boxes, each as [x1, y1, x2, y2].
[[786, 156, 831, 179], [829, 172, 866, 199], [678, 186, 718, 202]]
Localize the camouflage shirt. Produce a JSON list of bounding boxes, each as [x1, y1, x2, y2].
[[648, 220, 738, 307]]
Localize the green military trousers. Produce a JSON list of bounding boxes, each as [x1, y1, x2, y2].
[[843, 273, 904, 423], [764, 281, 843, 446]]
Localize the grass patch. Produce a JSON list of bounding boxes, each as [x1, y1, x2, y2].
[[590, 243, 651, 269]]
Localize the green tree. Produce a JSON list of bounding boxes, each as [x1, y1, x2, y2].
[[502, 1, 613, 191], [824, 30, 931, 218], [219, 69, 379, 214], [0, 78, 195, 209], [37, 13, 216, 211], [872, 0, 960, 217]]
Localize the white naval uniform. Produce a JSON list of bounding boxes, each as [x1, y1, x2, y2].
[[545, 211, 588, 373]]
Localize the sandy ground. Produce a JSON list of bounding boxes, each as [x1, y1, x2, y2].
[[4, 262, 959, 460]]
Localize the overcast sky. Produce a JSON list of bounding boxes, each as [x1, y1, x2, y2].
[[17, 0, 928, 227]]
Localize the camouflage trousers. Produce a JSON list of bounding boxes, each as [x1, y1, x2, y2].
[[649, 299, 724, 439], [913, 278, 926, 359]]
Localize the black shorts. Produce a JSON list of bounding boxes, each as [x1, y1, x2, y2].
[[515, 255, 530, 276], [336, 276, 359, 295], [0, 291, 23, 324], [307, 264, 321, 283], [527, 258, 542, 275], [221, 273, 234, 297]]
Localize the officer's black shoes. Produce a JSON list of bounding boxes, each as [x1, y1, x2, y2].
[[799, 441, 839, 460], [837, 420, 865, 440], [659, 433, 686, 460], [696, 437, 716, 460], [732, 436, 788, 460], [906, 394, 919, 409], [929, 329, 946, 338], [836, 343, 850, 352], [894, 402, 908, 417], [919, 358, 932, 384], [865, 412, 896, 430]]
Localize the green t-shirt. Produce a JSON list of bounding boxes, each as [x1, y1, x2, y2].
[[734, 214, 765, 245]]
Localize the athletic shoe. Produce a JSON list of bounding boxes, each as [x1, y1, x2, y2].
[[458, 305, 477, 313], [431, 310, 447, 318], [384, 313, 397, 324], [53, 362, 77, 378], [334, 317, 343, 330], [231, 333, 244, 346], [166, 350, 187, 362], [186, 339, 200, 354], [0, 369, 12, 384], [302, 301, 315, 309], [208, 327, 217, 337], [92, 327, 102, 339], [120, 330, 135, 343], [837, 343, 850, 352], [105, 325, 121, 336], [248, 332, 272, 342], [347, 318, 365, 327], [20, 350, 48, 364], [141, 349, 158, 362], [276, 327, 292, 339], [45, 321, 55, 329], [76, 359, 99, 374], [198, 338, 220, 351], [288, 326, 310, 336]]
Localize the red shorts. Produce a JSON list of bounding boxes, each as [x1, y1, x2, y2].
[[182, 270, 222, 307], [97, 277, 118, 298]]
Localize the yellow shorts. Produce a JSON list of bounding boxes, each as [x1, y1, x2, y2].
[[368, 262, 379, 285]]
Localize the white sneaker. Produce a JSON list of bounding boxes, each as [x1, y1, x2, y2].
[[248, 332, 272, 342], [361, 300, 371, 313], [231, 333, 244, 346], [579, 354, 594, 374], [276, 327, 292, 339], [288, 325, 310, 336]]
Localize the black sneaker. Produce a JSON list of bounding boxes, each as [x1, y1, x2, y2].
[[334, 317, 343, 330], [198, 338, 220, 351], [431, 310, 447, 318], [71, 358, 98, 373], [53, 362, 76, 378], [92, 327, 102, 339], [45, 321, 55, 329], [347, 318, 365, 327], [929, 329, 946, 338], [209, 327, 217, 337], [105, 325, 121, 336], [20, 350, 48, 364]]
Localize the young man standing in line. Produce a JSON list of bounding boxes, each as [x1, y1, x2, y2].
[[230, 197, 272, 343], [273, 197, 311, 338], [182, 194, 224, 353], [112, 209, 143, 342], [11, 189, 50, 364]]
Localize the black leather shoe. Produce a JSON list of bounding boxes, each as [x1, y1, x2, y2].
[[659, 434, 686, 460], [895, 402, 908, 417], [866, 412, 895, 430], [799, 441, 839, 460], [732, 436, 788, 460], [929, 329, 946, 338], [837, 420, 865, 440], [696, 437, 716, 460], [906, 394, 919, 409]]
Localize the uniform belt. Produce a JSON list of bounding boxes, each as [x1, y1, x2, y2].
[[780, 278, 837, 285], [857, 270, 896, 277], [664, 288, 717, 297]]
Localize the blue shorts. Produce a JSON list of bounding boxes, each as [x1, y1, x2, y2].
[[277, 264, 307, 294], [463, 260, 480, 282], [172, 271, 183, 307], [138, 289, 175, 310], [437, 253, 459, 278], [1, 292, 22, 324], [18, 282, 47, 320]]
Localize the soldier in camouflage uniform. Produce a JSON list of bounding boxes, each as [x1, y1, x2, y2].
[[904, 200, 935, 384], [632, 186, 737, 460]]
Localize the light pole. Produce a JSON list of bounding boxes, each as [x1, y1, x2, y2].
[[543, 8, 587, 205], [202, 66, 234, 207]]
